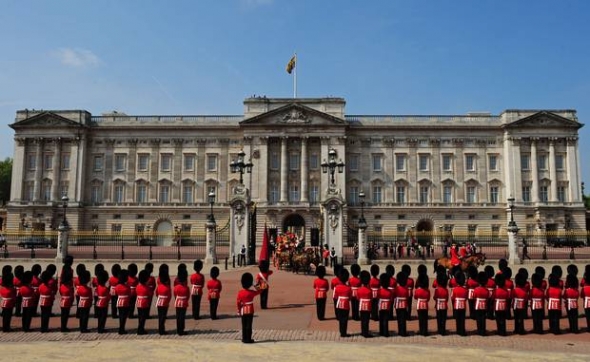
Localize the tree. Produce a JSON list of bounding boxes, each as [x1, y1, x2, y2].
[[0, 158, 12, 205]]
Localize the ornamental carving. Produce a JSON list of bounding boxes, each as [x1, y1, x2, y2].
[[279, 109, 310, 124]]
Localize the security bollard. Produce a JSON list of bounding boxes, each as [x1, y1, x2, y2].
[[225, 257, 228, 270]]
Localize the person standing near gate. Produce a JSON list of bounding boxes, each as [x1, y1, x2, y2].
[[239, 245, 247, 267], [522, 238, 531, 261], [329, 247, 337, 268], [207, 266, 222, 319], [190, 260, 205, 320], [256, 261, 272, 310]]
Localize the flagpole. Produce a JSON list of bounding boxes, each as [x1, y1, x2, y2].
[[293, 53, 297, 98]]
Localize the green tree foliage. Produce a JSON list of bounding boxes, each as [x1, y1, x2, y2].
[[0, 158, 12, 205]]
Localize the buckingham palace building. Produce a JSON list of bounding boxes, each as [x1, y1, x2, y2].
[[5, 97, 586, 258]]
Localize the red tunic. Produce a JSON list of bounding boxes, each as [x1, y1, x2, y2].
[[406, 277, 415, 298], [76, 284, 93, 308], [206, 278, 222, 300], [357, 286, 372, 312], [564, 287, 579, 310], [190, 272, 205, 296], [505, 279, 514, 296], [115, 283, 131, 308], [348, 276, 361, 299], [333, 283, 352, 310], [467, 278, 479, 300], [450, 247, 460, 266], [434, 286, 449, 311], [96, 285, 110, 308], [473, 286, 489, 310], [451, 285, 468, 310], [31, 275, 41, 306], [330, 277, 342, 301], [0, 285, 16, 308], [19, 285, 35, 308], [174, 283, 190, 308], [414, 287, 430, 310], [581, 285, 590, 309], [136, 284, 151, 309], [48, 278, 58, 295], [147, 276, 156, 294], [377, 287, 393, 311], [237, 288, 261, 315], [485, 279, 496, 297], [511, 287, 528, 310], [545, 286, 563, 310], [394, 285, 409, 310], [156, 283, 172, 308], [128, 276, 139, 297], [108, 276, 118, 297], [529, 287, 545, 311], [39, 283, 55, 307], [369, 277, 381, 299], [313, 278, 329, 299], [59, 284, 74, 308], [492, 287, 510, 311], [256, 271, 273, 290]]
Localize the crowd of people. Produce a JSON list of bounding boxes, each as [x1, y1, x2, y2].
[[313, 260, 590, 337], [0, 256, 273, 343]]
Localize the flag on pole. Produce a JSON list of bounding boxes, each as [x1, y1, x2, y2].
[[259, 223, 269, 262], [286, 55, 296, 74]]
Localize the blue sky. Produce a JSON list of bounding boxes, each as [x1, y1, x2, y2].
[[1, 0, 589, 183]]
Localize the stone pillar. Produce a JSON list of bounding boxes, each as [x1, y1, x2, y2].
[[531, 139, 539, 203], [10, 138, 26, 201], [566, 137, 580, 202], [357, 226, 369, 265], [256, 137, 268, 203], [549, 138, 558, 202], [408, 139, 417, 203], [51, 138, 62, 201], [507, 226, 519, 266], [231, 203, 249, 260], [280, 137, 288, 203], [300, 137, 308, 202], [205, 221, 217, 264], [32, 138, 43, 202], [56, 223, 70, 264], [323, 203, 343, 262]]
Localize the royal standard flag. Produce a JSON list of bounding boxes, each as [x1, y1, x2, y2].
[[286, 55, 296, 74]]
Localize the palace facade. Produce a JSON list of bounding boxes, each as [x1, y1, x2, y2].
[[6, 97, 586, 257]]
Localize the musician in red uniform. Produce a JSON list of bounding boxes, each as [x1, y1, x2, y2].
[[92, 264, 105, 318], [59, 267, 74, 332], [378, 273, 393, 337], [512, 273, 528, 335], [434, 272, 449, 335], [115, 269, 131, 335], [174, 269, 190, 335], [127, 263, 139, 319], [333, 268, 352, 337], [95, 270, 110, 334], [109, 264, 121, 319], [385, 265, 397, 321], [484, 266, 496, 320], [402, 265, 414, 320], [503, 267, 514, 320], [414, 273, 430, 336], [207, 266, 222, 320], [581, 272, 590, 333], [357, 270, 373, 338], [19, 271, 34, 332], [38, 271, 55, 333], [473, 272, 489, 336], [466, 266, 479, 320], [30, 264, 42, 317], [144, 263, 156, 319], [330, 264, 342, 315], [395, 271, 409, 337], [451, 271, 468, 336], [0, 271, 15, 332], [492, 273, 510, 336], [564, 274, 579, 333], [256, 261, 273, 310], [13, 265, 24, 317], [530, 273, 545, 334], [190, 259, 205, 320], [313, 265, 329, 320], [348, 264, 361, 321], [74, 264, 86, 320], [76, 270, 92, 333], [135, 270, 150, 335], [237, 272, 261, 343], [546, 274, 563, 334], [156, 265, 172, 335], [369, 264, 381, 322]]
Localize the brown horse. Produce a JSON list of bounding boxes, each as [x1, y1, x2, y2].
[[434, 253, 486, 272]]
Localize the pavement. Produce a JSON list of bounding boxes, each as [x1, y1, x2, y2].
[[0, 259, 589, 361]]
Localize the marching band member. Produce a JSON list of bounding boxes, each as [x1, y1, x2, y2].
[[95, 270, 110, 334], [237, 272, 261, 343], [333, 268, 352, 338], [564, 274, 579, 334], [546, 274, 563, 335], [109, 264, 121, 319], [59, 267, 74, 332], [434, 272, 449, 336], [207, 266, 222, 320], [402, 265, 414, 320], [127, 263, 139, 319], [466, 266, 479, 320], [512, 273, 528, 335], [369, 264, 380, 321], [19, 271, 34, 332], [492, 273, 509, 336], [0, 271, 15, 332], [348, 264, 361, 321], [414, 273, 430, 336], [174, 269, 190, 335], [135, 270, 151, 335], [357, 270, 373, 338], [313, 265, 329, 321], [451, 271, 468, 336], [385, 265, 397, 321], [190, 260, 205, 320], [394, 271, 409, 337], [156, 265, 171, 335], [115, 269, 131, 335], [39, 271, 55, 333], [378, 273, 393, 337], [76, 270, 92, 333], [530, 273, 545, 334], [473, 271, 489, 336]]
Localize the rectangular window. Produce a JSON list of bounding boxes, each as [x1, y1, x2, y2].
[[184, 155, 195, 171], [491, 225, 500, 242], [468, 225, 477, 242], [182, 185, 193, 203], [372, 154, 382, 172], [538, 154, 547, 170], [419, 154, 429, 171], [138, 154, 149, 171], [269, 184, 279, 204], [160, 154, 172, 172], [93, 155, 103, 171], [489, 186, 499, 204], [372, 186, 382, 204], [539, 186, 548, 202], [465, 154, 475, 171], [289, 185, 299, 202], [419, 186, 429, 203], [111, 224, 122, 233], [270, 152, 279, 170], [349, 186, 359, 205], [207, 154, 217, 171], [136, 185, 147, 203], [289, 153, 300, 171], [348, 154, 359, 172], [488, 154, 498, 171], [522, 185, 531, 202], [443, 185, 453, 204], [442, 154, 452, 171], [557, 186, 566, 202], [91, 185, 102, 203], [114, 184, 124, 203], [44, 154, 53, 170], [396, 154, 406, 171], [466, 186, 476, 203], [61, 153, 70, 170], [310, 153, 320, 170], [310, 184, 319, 204], [521, 154, 530, 171], [159, 185, 170, 203], [27, 153, 36, 170], [555, 154, 565, 170], [115, 154, 126, 172], [42, 182, 51, 201], [396, 186, 405, 204], [60, 182, 68, 198], [25, 182, 34, 201]]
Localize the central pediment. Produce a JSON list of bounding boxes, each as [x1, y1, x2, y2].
[[504, 111, 582, 130], [10, 111, 88, 130], [240, 103, 347, 127]]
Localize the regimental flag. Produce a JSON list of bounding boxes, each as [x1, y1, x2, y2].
[[286, 55, 296, 74], [259, 223, 269, 262]]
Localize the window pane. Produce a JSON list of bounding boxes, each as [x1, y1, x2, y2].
[[348, 154, 359, 171], [373, 155, 382, 172], [184, 155, 194, 171], [270, 152, 279, 170], [289, 153, 300, 170], [310, 154, 319, 170], [207, 155, 217, 171], [396, 154, 406, 171], [442, 155, 451, 171], [521, 155, 530, 170]]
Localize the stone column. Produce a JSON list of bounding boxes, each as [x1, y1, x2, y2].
[[300, 137, 308, 202], [408, 139, 417, 203], [75, 136, 87, 203], [549, 138, 558, 202], [531, 139, 539, 203], [56, 223, 70, 264], [32, 138, 43, 202], [357, 225, 369, 265], [507, 222, 519, 266], [280, 137, 288, 203], [10, 138, 26, 201], [256, 137, 268, 203], [566, 137, 580, 202], [205, 221, 217, 264], [51, 138, 62, 201]]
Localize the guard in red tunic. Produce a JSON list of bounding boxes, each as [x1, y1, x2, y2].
[[256, 261, 273, 310], [484, 266, 496, 320], [174, 269, 190, 335], [115, 269, 131, 334], [19, 271, 34, 332], [237, 272, 261, 343], [546, 274, 563, 334], [207, 266, 222, 320], [156, 265, 172, 335], [333, 268, 352, 338], [39, 271, 55, 333], [330, 264, 342, 315], [503, 267, 514, 320], [369, 265, 381, 322], [530, 273, 545, 334], [466, 266, 479, 320], [76, 270, 92, 333], [190, 260, 205, 320], [30, 264, 42, 317], [313, 265, 329, 320], [395, 271, 410, 337], [127, 263, 139, 319], [451, 271, 468, 336], [581, 273, 590, 332], [92, 264, 105, 318], [357, 270, 373, 338], [434, 272, 449, 335], [378, 273, 393, 337], [135, 270, 151, 335], [385, 265, 397, 321], [473, 271, 489, 336], [414, 273, 430, 336], [144, 263, 156, 319], [564, 274, 579, 333], [109, 264, 121, 319], [95, 270, 110, 334], [59, 267, 74, 332], [13, 265, 24, 318], [492, 273, 510, 336], [512, 273, 528, 335], [1, 271, 15, 332], [348, 264, 361, 321], [402, 265, 414, 321]]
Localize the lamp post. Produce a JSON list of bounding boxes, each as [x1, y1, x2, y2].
[[146, 225, 153, 260], [230, 150, 253, 185], [205, 191, 217, 264], [92, 225, 98, 260], [507, 196, 519, 265], [321, 148, 345, 187], [56, 195, 69, 263], [175, 224, 181, 260], [357, 190, 369, 265]]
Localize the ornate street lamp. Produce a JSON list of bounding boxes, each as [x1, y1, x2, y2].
[[175, 224, 181, 260], [61, 195, 69, 228], [321, 148, 345, 186], [507, 196, 517, 231], [92, 225, 98, 260], [208, 191, 216, 224], [146, 225, 153, 260], [358, 190, 367, 230], [230, 150, 254, 185]]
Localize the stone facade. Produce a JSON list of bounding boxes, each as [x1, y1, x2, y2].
[[6, 97, 586, 257]]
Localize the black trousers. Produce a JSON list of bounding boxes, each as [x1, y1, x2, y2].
[[351, 298, 359, 321], [158, 306, 168, 334], [129, 296, 137, 318], [513, 308, 526, 334], [335, 308, 349, 337], [40, 306, 52, 332], [2, 307, 12, 332], [406, 298, 413, 320], [389, 301, 395, 321], [21, 306, 33, 332], [96, 307, 108, 333], [191, 294, 202, 319], [241, 314, 254, 342], [436, 309, 447, 335], [111, 295, 118, 319], [316, 298, 326, 320], [176, 307, 186, 335], [360, 310, 371, 337], [566, 308, 578, 333], [14, 295, 22, 316], [118, 306, 129, 334], [210, 298, 219, 319], [453, 308, 466, 336], [417, 309, 428, 336], [78, 307, 90, 332], [468, 299, 476, 319], [378, 310, 390, 336], [495, 310, 507, 336], [475, 309, 487, 336], [137, 307, 148, 334], [396, 308, 408, 336], [532, 309, 544, 334], [260, 289, 269, 309], [585, 308, 590, 333], [548, 309, 561, 334], [61, 307, 71, 331], [371, 298, 379, 321]]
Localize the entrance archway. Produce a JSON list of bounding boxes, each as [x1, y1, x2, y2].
[[415, 218, 434, 246], [282, 213, 306, 241], [156, 220, 173, 246]]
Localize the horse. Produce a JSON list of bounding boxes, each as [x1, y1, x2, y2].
[[434, 252, 487, 272]]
